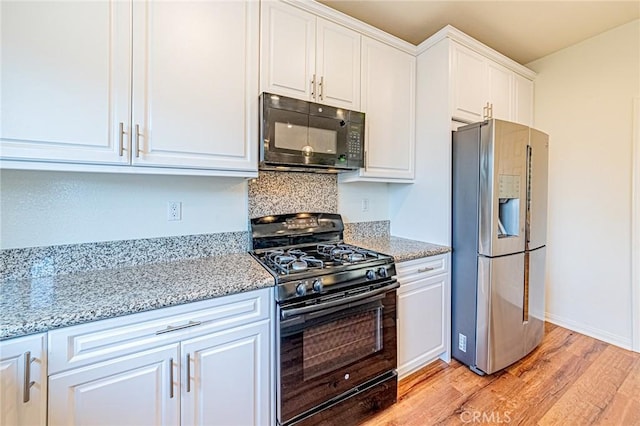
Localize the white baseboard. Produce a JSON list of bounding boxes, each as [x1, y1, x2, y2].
[[545, 312, 633, 350]]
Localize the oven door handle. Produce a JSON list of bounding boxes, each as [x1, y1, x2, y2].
[[280, 279, 399, 320]]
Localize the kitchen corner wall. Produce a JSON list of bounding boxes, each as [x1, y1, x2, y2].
[[0, 169, 389, 249], [527, 19, 640, 349]]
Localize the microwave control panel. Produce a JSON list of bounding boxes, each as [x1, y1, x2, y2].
[[346, 123, 364, 165]]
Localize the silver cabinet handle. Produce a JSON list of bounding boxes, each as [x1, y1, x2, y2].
[[156, 320, 202, 335], [134, 124, 141, 158], [319, 76, 324, 100], [186, 353, 191, 393], [417, 267, 435, 273], [483, 102, 493, 120], [23, 352, 35, 403], [169, 357, 174, 399], [118, 122, 127, 157], [311, 74, 317, 99]]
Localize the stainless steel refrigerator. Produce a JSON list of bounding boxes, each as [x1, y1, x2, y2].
[[451, 119, 548, 375]]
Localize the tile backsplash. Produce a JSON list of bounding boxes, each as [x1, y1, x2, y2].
[[248, 171, 338, 218]]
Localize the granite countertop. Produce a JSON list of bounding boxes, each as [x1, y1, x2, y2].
[[0, 253, 274, 341], [346, 235, 451, 263], [1, 235, 449, 341]]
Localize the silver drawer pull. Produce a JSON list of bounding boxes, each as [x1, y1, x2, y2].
[[417, 267, 435, 273], [156, 320, 202, 335]]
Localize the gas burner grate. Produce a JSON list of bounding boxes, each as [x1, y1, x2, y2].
[[263, 249, 324, 275], [316, 243, 377, 263]]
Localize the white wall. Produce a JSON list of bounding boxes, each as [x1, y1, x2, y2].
[[527, 19, 640, 349], [388, 39, 452, 245], [0, 169, 390, 249], [0, 170, 248, 249], [337, 182, 390, 223]]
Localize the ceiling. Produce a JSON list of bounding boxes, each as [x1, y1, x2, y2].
[[316, 1, 640, 64]]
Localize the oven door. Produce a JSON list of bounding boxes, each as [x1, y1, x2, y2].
[[277, 281, 398, 425]]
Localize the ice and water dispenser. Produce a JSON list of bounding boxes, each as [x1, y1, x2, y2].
[[497, 174, 520, 238]]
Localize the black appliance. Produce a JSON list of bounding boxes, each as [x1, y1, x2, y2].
[[250, 213, 398, 426], [260, 93, 365, 172]]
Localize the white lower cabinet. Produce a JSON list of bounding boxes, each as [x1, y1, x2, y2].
[[47, 288, 272, 426], [48, 344, 180, 426], [181, 322, 270, 426], [0, 333, 47, 426], [396, 254, 451, 379]]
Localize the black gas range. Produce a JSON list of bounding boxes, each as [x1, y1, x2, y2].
[[250, 213, 398, 426], [250, 212, 396, 303]]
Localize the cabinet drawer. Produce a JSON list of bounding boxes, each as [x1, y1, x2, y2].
[[48, 288, 271, 375], [396, 254, 449, 286]]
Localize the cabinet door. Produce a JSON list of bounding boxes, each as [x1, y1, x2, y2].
[[0, 0, 130, 165], [131, 0, 259, 171], [486, 61, 513, 121], [451, 43, 486, 123], [0, 334, 47, 426], [49, 344, 180, 426], [360, 36, 415, 180], [397, 274, 447, 378], [181, 320, 270, 426], [260, 1, 315, 101], [315, 18, 361, 110], [513, 74, 534, 126]]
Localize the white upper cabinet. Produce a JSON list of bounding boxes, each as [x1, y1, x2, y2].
[[260, 1, 361, 110], [1, 0, 259, 176], [131, 0, 259, 171], [450, 41, 534, 126], [340, 36, 415, 182], [0, 1, 130, 165], [486, 62, 513, 121], [513, 73, 534, 127], [451, 43, 486, 123]]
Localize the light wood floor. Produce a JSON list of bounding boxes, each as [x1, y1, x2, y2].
[[362, 323, 640, 425]]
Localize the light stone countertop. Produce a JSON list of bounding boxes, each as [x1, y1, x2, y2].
[[346, 235, 451, 263], [0, 253, 274, 341], [1, 236, 449, 341]]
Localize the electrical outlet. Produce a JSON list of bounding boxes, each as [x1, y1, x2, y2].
[[167, 201, 182, 221], [458, 333, 467, 352], [361, 198, 370, 212]]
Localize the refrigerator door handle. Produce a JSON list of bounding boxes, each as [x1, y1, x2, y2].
[[525, 144, 533, 249]]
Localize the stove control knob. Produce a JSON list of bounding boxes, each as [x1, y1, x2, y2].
[[312, 279, 323, 293], [295, 283, 307, 296], [366, 270, 376, 280], [377, 267, 388, 278]]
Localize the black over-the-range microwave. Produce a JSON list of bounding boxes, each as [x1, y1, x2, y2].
[[259, 92, 365, 172]]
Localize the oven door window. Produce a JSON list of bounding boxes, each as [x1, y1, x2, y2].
[[302, 303, 382, 381]]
